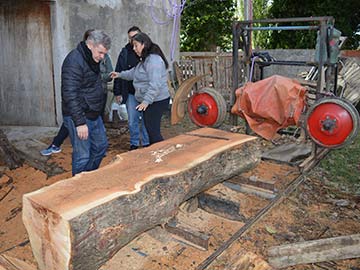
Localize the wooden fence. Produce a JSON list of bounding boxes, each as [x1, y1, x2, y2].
[[176, 52, 246, 109]]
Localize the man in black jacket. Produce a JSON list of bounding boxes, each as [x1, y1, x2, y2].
[[62, 29, 111, 176], [113, 26, 149, 151]]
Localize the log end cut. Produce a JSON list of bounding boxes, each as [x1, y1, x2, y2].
[[23, 194, 71, 270]]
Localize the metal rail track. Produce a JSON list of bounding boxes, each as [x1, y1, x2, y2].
[[197, 171, 307, 269]]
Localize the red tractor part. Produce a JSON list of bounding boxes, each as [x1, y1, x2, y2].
[[187, 88, 227, 127], [306, 97, 359, 148]]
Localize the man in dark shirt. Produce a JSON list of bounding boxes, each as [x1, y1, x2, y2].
[[61, 30, 111, 175]]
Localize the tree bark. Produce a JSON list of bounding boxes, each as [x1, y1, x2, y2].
[[0, 129, 23, 169], [22, 128, 259, 270], [268, 233, 360, 268]]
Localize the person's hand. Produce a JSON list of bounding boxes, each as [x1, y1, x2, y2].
[[115, 95, 123, 104], [110, 71, 119, 79], [136, 102, 148, 111], [76, 124, 88, 140]]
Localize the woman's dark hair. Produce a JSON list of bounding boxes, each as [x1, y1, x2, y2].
[[132, 32, 168, 69], [83, 29, 95, 41], [127, 26, 141, 33]]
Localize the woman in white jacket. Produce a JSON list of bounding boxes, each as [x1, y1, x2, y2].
[[111, 32, 170, 145]]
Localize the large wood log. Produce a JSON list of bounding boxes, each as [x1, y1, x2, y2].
[[268, 233, 360, 268], [22, 128, 259, 270]]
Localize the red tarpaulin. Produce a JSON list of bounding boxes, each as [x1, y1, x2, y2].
[[231, 75, 307, 140]]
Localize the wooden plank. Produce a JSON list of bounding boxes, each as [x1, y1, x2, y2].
[[198, 183, 270, 221], [198, 183, 246, 221], [165, 218, 210, 250], [268, 234, 360, 268], [213, 58, 219, 89], [23, 128, 259, 270], [173, 61, 184, 86], [227, 175, 277, 192], [223, 182, 276, 200], [230, 161, 300, 193]]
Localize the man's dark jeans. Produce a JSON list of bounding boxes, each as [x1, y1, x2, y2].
[[63, 116, 108, 176]]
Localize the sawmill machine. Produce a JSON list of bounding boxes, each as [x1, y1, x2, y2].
[[172, 17, 359, 169], [232, 16, 359, 149]]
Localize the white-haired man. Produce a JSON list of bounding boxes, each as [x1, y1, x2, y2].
[[61, 30, 111, 176]]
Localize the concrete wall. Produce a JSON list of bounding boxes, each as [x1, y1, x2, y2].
[[51, 0, 177, 125]]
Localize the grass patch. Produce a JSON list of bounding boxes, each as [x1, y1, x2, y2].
[[318, 133, 360, 192]]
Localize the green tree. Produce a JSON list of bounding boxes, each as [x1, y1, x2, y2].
[[260, 0, 360, 49], [180, 0, 236, 51], [251, 0, 272, 49]]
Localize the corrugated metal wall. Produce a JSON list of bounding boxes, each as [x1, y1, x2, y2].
[[0, 0, 55, 126]]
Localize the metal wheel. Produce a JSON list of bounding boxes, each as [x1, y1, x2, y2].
[[187, 87, 227, 127], [306, 97, 360, 148]]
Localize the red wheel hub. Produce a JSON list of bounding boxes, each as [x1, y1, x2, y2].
[[307, 102, 354, 147], [188, 92, 219, 126]]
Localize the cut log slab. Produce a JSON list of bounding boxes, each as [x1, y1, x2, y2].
[[22, 128, 259, 270]]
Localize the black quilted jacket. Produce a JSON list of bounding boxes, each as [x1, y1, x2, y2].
[[61, 42, 103, 127]]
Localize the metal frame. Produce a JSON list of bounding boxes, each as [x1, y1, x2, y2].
[[232, 16, 337, 98]]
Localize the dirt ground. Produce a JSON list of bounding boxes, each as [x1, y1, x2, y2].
[[0, 115, 359, 269]]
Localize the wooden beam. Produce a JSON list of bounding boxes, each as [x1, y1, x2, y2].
[[198, 183, 246, 221], [226, 175, 276, 193], [22, 128, 259, 270], [268, 234, 360, 268], [165, 218, 210, 250], [223, 182, 276, 199]]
